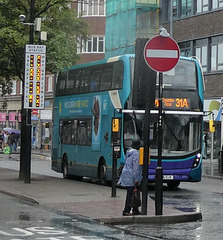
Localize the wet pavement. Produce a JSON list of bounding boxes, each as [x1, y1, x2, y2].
[[0, 149, 220, 225]]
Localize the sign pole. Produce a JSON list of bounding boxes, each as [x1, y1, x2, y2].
[[143, 30, 180, 216], [155, 72, 163, 215]]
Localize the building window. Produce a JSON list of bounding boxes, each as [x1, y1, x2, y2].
[[196, 0, 209, 13], [179, 42, 191, 56], [195, 39, 208, 72], [11, 81, 17, 95], [181, 0, 192, 16], [81, 36, 105, 53], [211, 36, 223, 71], [212, 0, 223, 9], [78, 0, 105, 16], [20, 81, 23, 94], [47, 75, 53, 92], [173, 0, 178, 18]]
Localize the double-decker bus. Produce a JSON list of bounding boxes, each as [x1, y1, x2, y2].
[[51, 54, 204, 188]]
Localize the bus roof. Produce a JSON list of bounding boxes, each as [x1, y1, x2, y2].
[[67, 54, 200, 71], [68, 54, 135, 70]]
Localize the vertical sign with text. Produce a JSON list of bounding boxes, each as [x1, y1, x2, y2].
[[24, 44, 46, 109]]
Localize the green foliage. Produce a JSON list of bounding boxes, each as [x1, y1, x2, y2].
[[0, 0, 88, 86]]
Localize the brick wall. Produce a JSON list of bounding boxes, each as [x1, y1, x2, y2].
[[163, 10, 223, 98], [172, 10, 223, 41]]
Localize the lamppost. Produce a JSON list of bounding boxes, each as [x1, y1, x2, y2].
[[19, 0, 34, 183]]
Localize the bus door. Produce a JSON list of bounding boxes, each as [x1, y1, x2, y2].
[[58, 120, 63, 160], [52, 109, 63, 169]]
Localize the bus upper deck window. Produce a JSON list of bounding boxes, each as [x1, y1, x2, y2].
[[112, 62, 124, 89], [90, 70, 101, 92], [66, 70, 75, 95], [80, 69, 90, 93], [74, 70, 81, 94], [56, 72, 67, 96], [100, 65, 112, 90]]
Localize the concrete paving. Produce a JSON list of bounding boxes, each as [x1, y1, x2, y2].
[[0, 149, 210, 225]]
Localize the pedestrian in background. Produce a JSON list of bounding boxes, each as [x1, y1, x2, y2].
[[3, 131, 8, 149], [118, 138, 142, 216], [9, 132, 16, 151], [0, 130, 4, 150]]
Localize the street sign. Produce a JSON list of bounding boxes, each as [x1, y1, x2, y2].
[[144, 36, 180, 72], [24, 44, 46, 109]]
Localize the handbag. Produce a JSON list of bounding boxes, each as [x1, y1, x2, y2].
[[3, 146, 11, 154], [130, 188, 141, 207]]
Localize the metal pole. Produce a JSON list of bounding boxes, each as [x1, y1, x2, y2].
[[24, 0, 34, 183], [170, 0, 173, 37], [141, 99, 150, 215], [111, 154, 117, 197], [155, 72, 163, 215], [211, 131, 214, 175]]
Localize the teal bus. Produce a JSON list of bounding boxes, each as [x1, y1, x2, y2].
[[51, 54, 204, 188]]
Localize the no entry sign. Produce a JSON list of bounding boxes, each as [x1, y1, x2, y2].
[[144, 36, 180, 72]]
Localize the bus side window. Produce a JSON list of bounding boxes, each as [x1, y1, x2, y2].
[[59, 120, 63, 143], [71, 120, 77, 145], [77, 119, 92, 145], [56, 72, 67, 96], [63, 120, 72, 144], [100, 65, 112, 90], [65, 70, 75, 95], [90, 69, 101, 92], [80, 69, 90, 93], [112, 61, 124, 89]]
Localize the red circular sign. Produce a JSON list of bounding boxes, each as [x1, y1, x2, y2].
[[144, 36, 180, 72]]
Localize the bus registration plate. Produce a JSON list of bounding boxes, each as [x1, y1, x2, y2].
[[163, 175, 174, 180]]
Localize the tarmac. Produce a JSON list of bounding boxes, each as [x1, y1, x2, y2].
[[0, 148, 221, 225]]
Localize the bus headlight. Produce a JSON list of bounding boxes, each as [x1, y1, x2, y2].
[[193, 153, 201, 168]]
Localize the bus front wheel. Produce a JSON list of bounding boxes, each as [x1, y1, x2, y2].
[[98, 160, 107, 185], [167, 181, 180, 190], [62, 156, 69, 179]]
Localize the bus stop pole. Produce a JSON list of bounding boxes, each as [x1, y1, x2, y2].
[[155, 72, 163, 215]]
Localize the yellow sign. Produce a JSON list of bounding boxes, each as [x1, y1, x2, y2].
[[112, 119, 119, 132], [209, 120, 215, 132], [139, 147, 150, 165]]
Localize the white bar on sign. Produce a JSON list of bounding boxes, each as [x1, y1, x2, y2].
[[146, 49, 178, 58]]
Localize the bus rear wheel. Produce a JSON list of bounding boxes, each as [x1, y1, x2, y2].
[[98, 161, 107, 185]]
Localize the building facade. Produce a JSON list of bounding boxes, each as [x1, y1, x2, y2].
[[105, 0, 159, 58], [0, 0, 106, 149], [73, 0, 106, 64], [160, 0, 223, 157]]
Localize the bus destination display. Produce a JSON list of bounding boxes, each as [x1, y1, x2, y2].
[[155, 97, 190, 109], [24, 44, 46, 109]]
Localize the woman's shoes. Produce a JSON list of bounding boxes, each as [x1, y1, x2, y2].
[[122, 212, 133, 216], [123, 210, 141, 216], [132, 210, 141, 215]]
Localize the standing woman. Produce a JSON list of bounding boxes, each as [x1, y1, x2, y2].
[[118, 138, 142, 216]]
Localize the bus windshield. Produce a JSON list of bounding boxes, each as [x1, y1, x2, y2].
[[123, 113, 202, 156], [162, 59, 197, 89]]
